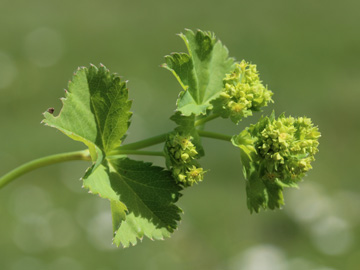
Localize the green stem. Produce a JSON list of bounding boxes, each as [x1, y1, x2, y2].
[[118, 133, 168, 150], [197, 130, 232, 142], [0, 150, 91, 189], [195, 113, 220, 126], [107, 150, 165, 158], [115, 114, 221, 152]]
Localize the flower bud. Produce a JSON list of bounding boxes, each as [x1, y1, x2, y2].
[[181, 153, 190, 162]]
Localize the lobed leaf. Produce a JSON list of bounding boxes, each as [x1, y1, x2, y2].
[[43, 64, 182, 247], [83, 158, 182, 247], [43, 64, 132, 168], [163, 29, 234, 116], [232, 129, 285, 213]]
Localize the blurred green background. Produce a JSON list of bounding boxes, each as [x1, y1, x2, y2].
[[1, 0, 359, 269]]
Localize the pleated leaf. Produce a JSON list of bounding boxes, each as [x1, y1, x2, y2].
[[42, 64, 132, 168], [163, 29, 234, 116], [83, 158, 182, 247], [42, 65, 184, 246]]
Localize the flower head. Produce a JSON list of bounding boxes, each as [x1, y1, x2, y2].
[[232, 112, 320, 212], [165, 132, 205, 186], [212, 60, 273, 123], [251, 113, 320, 182]]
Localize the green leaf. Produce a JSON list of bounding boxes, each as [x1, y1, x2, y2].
[[263, 180, 284, 210], [41, 64, 183, 246], [83, 158, 182, 247], [231, 130, 257, 179], [42, 64, 132, 168], [232, 111, 318, 212], [245, 171, 285, 213], [232, 131, 286, 213], [163, 29, 234, 116], [245, 171, 268, 213]]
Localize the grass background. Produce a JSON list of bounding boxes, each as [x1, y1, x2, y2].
[[0, 0, 359, 269]]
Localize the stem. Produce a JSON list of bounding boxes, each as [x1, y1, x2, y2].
[[107, 150, 165, 158], [115, 114, 220, 151], [118, 133, 168, 150], [195, 113, 220, 126], [0, 150, 91, 189], [197, 130, 232, 142]]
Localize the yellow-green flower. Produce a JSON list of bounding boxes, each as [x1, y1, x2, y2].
[[164, 132, 205, 186], [232, 112, 320, 212], [212, 60, 273, 123]]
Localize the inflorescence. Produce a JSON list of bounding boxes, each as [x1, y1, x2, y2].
[[165, 133, 205, 187], [254, 115, 320, 182], [212, 60, 273, 124], [233, 112, 320, 186]]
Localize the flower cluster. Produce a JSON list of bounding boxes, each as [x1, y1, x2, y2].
[[165, 133, 205, 187], [212, 60, 273, 124], [245, 113, 320, 183], [232, 113, 320, 212]]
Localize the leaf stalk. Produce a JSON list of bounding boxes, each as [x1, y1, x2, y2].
[[197, 130, 232, 142], [107, 150, 165, 158], [194, 113, 220, 126], [0, 150, 91, 189], [118, 133, 168, 150]]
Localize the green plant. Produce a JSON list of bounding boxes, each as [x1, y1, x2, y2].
[[0, 29, 320, 247]]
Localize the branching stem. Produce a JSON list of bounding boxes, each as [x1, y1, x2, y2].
[[195, 113, 220, 126], [0, 150, 91, 189], [107, 150, 164, 158], [118, 133, 168, 150], [197, 130, 232, 142], [115, 113, 221, 152], [0, 116, 230, 189]]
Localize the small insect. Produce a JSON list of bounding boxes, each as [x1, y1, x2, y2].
[[47, 108, 55, 114]]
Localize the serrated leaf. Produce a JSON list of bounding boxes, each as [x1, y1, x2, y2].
[[163, 29, 234, 116], [42, 64, 183, 247], [245, 171, 267, 213], [83, 158, 182, 247], [42, 64, 132, 167], [232, 132, 285, 213], [263, 180, 284, 210]]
